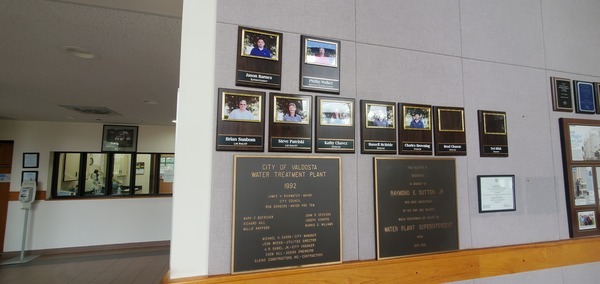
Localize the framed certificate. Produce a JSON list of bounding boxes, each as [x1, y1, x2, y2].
[[23, 152, 39, 168], [477, 175, 516, 213], [574, 81, 596, 114]]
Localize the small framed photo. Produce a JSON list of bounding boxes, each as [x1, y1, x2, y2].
[[222, 92, 262, 122], [577, 210, 597, 231], [319, 99, 353, 126], [365, 103, 395, 129], [572, 167, 596, 206], [402, 105, 431, 130], [101, 125, 138, 152], [23, 152, 39, 168], [304, 38, 338, 68], [21, 170, 38, 183], [436, 108, 465, 132], [477, 175, 516, 213], [273, 95, 310, 124], [136, 162, 145, 175], [240, 28, 280, 61], [482, 112, 506, 135]]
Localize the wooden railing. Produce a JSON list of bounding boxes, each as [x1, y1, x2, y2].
[[164, 237, 600, 283]]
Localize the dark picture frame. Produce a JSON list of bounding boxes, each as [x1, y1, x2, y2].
[[221, 91, 262, 122], [304, 38, 338, 68], [477, 175, 516, 213], [478, 110, 508, 157], [482, 112, 506, 135], [365, 103, 395, 129], [402, 105, 431, 130], [550, 77, 573, 112], [22, 152, 39, 168], [21, 170, 38, 183], [101, 125, 138, 152], [240, 28, 280, 61], [272, 95, 310, 124]]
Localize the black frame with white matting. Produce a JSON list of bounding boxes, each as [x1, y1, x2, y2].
[[550, 77, 573, 112], [573, 80, 596, 114], [236, 27, 282, 90], [399, 103, 433, 155], [360, 100, 397, 154], [477, 175, 516, 213], [374, 157, 458, 259], [22, 152, 39, 168], [232, 155, 341, 274], [477, 110, 508, 157], [433, 106, 466, 156], [21, 170, 38, 183], [315, 96, 355, 153], [269, 93, 312, 152], [300, 36, 340, 94], [101, 125, 138, 152], [216, 88, 265, 152], [559, 118, 600, 238]]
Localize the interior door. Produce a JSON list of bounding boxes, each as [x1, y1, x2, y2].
[[0, 141, 14, 254]]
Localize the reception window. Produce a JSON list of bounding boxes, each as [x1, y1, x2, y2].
[[51, 152, 173, 198]]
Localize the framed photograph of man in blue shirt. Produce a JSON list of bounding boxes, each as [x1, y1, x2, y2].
[[240, 28, 279, 61]]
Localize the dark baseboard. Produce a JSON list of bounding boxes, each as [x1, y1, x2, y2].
[[1, 240, 170, 258]]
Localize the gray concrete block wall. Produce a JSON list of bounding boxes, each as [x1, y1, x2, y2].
[[210, 1, 600, 281]]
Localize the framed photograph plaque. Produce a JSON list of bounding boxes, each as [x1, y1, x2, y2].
[[477, 175, 516, 213], [101, 125, 138, 152], [300, 36, 340, 93], [236, 27, 282, 89], [268, 93, 312, 152], [399, 103, 432, 155], [433, 106, 466, 156], [315, 96, 355, 153], [216, 88, 266, 152], [360, 100, 397, 154], [477, 110, 508, 157]]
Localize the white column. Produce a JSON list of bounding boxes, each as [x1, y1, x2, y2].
[[170, 0, 216, 279]]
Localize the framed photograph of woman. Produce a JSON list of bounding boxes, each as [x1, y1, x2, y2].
[[319, 99, 352, 126], [365, 103, 395, 129], [240, 28, 280, 61], [222, 92, 262, 122], [402, 105, 431, 130], [273, 95, 310, 124], [304, 38, 338, 68]]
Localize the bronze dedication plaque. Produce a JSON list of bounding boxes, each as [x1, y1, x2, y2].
[[232, 156, 341, 273], [374, 157, 458, 259]]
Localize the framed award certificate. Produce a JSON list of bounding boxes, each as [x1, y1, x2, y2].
[[477, 175, 516, 213]]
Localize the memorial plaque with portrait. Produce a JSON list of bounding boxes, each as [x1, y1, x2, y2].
[[300, 36, 340, 94], [315, 96, 354, 153], [360, 100, 397, 154], [374, 157, 458, 259], [269, 93, 312, 152], [573, 81, 596, 114], [236, 27, 282, 90], [477, 110, 508, 157], [399, 104, 433, 155], [550, 77, 573, 112], [216, 88, 265, 151], [559, 118, 600, 238], [232, 156, 341, 273], [433, 106, 466, 156]]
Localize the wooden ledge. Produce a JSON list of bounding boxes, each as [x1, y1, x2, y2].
[[164, 237, 600, 283]]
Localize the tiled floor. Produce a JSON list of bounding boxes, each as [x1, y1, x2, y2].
[[0, 246, 169, 284]]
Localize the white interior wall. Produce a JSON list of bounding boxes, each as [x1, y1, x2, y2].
[[190, 0, 600, 282], [0, 120, 174, 251]]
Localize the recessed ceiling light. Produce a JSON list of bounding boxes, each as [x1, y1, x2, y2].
[[63, 46, 98, 59], [142, 100, 159, 105]]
